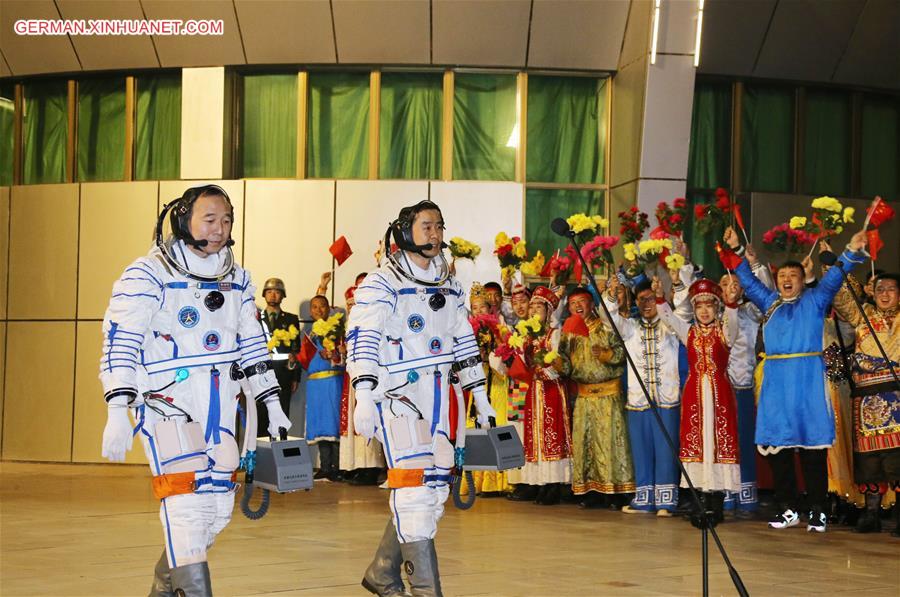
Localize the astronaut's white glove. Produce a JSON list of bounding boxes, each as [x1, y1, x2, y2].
[[471, 386, 497, 427], [353, 387, 379, 439], [101, 397, 133, 462], [264, 398, 292, 438]]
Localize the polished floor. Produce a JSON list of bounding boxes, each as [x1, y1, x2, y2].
[[1, 462, 898, 597]]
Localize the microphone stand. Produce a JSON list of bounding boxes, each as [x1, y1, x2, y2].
[[553, 221, 748, 597], [820, 251, 900, 391]]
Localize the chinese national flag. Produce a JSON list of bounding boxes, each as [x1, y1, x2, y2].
[[296, 336, 317, 370], [867, 230, 885, 261], [329, 236, 353, 265]]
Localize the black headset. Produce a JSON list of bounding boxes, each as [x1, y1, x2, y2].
[[390, 200, 447, 255], [159, 184, 236, 250]]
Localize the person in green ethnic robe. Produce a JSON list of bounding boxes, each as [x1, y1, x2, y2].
[[559, 287, 635, 508]]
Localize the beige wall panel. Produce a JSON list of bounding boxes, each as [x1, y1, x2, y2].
[[8, 184, 79, 320], [429, 182, 524, 298], [432, 0, 530, 67], [234, 0, 336, 64], [2, 322, 75, 462], [0, 323, 6, 458], [159, 180, 245, 263], [56, 1, 160, 71], [333, 0, 430, 64], [243, 180, 335, 316], [639, 54, 696, 182], [180, 68, 226, 180], [78, 182, 160, 320], [72, 321, 147, 465], [0, 1, 82, 76], [610, 58, 647, 188], [618, 0, 652, 68], [636, 179, 686, 220], [0, 187, 9, 319], [141, 0, 246, 68], [332, 181, 429, 307], [610, 181, 638, 261], [528, 0, 628, 71]]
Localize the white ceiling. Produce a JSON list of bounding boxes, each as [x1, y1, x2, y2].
[[0, 0, 896, 91]]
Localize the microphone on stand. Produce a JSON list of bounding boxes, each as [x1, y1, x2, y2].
[[550, 218, 575, 238]]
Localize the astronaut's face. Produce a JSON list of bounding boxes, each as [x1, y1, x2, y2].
[[189, 194, 233, 255], [411, 209, 444, 258]]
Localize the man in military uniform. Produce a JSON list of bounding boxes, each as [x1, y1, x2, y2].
[[259, 277, 302, 437]]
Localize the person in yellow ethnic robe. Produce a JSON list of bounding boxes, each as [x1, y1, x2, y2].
[[833, 272, 899, 535], [559, 287, 634, 508]]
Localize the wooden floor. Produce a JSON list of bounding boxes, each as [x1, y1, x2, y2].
[[1, 462, 898, 597]]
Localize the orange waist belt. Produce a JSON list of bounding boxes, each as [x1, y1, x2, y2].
[[151, 471, 238, 500], [387, 468, 425, 489]]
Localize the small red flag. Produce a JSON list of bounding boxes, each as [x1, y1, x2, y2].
[[296, 336, 317, 370], [866, 229, 885, 261], [562, 314, 590, 337], [733, 203, 747, 235], [329, 236, 353, 266], [716, 242, 742, 270]]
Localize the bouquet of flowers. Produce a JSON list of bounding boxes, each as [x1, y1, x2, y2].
[[449, 236, 481, 261], [520, 250, 546, 277], [618, 206, 650, 244], [542, 250, 574, 281], [311, 312, 346, 352], [636, 237, 674, 265], [494, 232, 528, 276], [655, 198, 688, 237], [267, 324, 300, 352], [469, 313, 501, 351], [792, 196, 855, 237], [694, 187, 732, 234], [566, 213, 609, 237], [580, 234, 620, 273], [514, 315, 558, 367], [761, 223, 816, 256]]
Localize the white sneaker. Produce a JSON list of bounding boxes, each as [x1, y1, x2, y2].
[[807, 511, 827, 533], [768, 509, 800, 529], [622, 505, 653, 514]]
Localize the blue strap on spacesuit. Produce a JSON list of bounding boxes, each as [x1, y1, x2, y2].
[[431, 369, 442, 436], [163, 281, 246, 291], [205, 369, 221, 444]]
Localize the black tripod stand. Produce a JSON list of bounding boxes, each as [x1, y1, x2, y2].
[[551, 218, 749, 597]]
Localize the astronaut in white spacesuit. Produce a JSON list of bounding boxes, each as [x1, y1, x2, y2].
[[347, 200, 496, 597], [99, 184, 291, 596]]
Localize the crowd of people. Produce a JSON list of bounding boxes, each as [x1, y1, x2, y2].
[[99, 187, 897, 596], [271, 222, 897, 539]]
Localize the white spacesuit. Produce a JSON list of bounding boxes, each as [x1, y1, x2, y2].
[[348, 200, 495, 597], [99, 185, 291, 596]]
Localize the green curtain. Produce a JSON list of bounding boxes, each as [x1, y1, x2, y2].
[[861, 95, 898, 201], [453, 74, 516, 181], [135, 74, 181, 180], [526, 188, 604, 258], [0, 83, 13, 186], [308, 72, 369, 179], [242, 74, 297, 178], [526, 76, 605, 184], [77, 77, 125, 181], [23, 80, 68, 185], [380, 73, 441, 179], [741, 85, 794, 192], [687, 81, 731, 190], [803, 90, 850, 196]]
